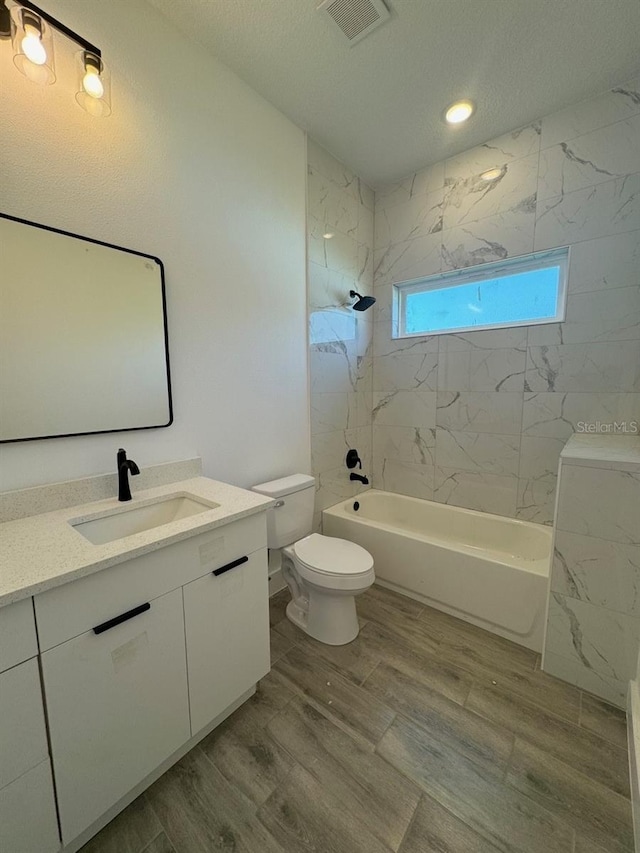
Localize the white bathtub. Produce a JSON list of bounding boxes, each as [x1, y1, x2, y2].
[[323, 490, 552, 651]]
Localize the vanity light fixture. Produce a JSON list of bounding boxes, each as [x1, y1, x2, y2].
[[10, 3, 55, 84], [0, 0, 10, 39], [76, 49, 111, 116], [4, 0, 111, 116], [444, 99, 475, 125]]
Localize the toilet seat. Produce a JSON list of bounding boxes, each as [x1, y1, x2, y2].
[[285, 533, 375, 593], [294, 533, 373, 576]]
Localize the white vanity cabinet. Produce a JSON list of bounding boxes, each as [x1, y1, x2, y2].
[[0, 600, 60, 853], [184, 547, 270, 734], [32, 509, 270, 848]]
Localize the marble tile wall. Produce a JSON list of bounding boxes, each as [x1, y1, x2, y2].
[[307, 139, 375, 528], [543, 436, 640, 707], [372, 77, 640, 522]]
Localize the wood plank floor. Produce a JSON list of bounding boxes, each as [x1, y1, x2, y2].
[[81, 585, 632, 853]]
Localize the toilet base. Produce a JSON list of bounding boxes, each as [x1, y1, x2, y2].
[[286, 591, 360, 646]]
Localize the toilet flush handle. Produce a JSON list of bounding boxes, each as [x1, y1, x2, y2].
[[274, 500, 285, 508]]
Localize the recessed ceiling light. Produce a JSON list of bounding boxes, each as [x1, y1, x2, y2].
[[323, 231, 335, 239], [480, 168, 503, 181], [444, 100, 475, 125]]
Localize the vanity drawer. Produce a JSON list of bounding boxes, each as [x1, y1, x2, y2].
[[35, 512, 267, 650], [0, 657, 50, 790], [0, 598, 38, 672]]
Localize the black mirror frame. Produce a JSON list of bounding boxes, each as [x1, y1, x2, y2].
[[0, 211, 173, 444]]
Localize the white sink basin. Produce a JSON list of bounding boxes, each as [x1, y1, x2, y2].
[[71, 495, 220, 545]]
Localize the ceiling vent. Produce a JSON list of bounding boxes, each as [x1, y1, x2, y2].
[[318, 0, 390, 46]]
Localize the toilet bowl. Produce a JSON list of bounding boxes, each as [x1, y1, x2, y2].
[[282, 533, 374, 645], [252, 474, 374, 646]]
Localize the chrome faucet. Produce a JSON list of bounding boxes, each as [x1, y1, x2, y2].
[[117, 448, 140, 501]]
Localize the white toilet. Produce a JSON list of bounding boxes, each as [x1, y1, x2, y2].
[[252, 474, 375, 646]]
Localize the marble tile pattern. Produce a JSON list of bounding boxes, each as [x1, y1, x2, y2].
[[307, 139, 375, 522], [543, 438, 640, 707], [371, 77, 640, 522], [82, 585, 634, 853]]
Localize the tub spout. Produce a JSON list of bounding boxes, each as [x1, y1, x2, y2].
[[350, 472, 369, 484]]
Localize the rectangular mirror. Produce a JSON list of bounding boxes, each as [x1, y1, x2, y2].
[[0, 213, 172, 443]]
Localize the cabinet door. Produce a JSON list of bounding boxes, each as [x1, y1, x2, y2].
[[0, 658, 50, 789], [0, 598, 38, 673], [184, 547, 270, 735], [0, 760, 60, 853], [41, 588, 190, 845]]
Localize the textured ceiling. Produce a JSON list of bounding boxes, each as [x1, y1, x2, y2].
[[146, 0, 640, 186]]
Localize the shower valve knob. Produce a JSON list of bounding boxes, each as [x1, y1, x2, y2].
[[346, 449, 362, 469]]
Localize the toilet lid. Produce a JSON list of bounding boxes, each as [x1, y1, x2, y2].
[[294, 533, 373, 575]]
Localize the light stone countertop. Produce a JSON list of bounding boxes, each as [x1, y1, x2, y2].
[[0, 477, 274, 608], [561, 434, 640, 472]]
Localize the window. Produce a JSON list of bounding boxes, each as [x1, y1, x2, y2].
[[393, 248, 569, 338]]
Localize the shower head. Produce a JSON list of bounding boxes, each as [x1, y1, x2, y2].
[[349, 290, 376, 312]]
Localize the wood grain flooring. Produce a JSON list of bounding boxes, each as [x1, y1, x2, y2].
[[81, 585, 633, 853], [142, 834, 176, 853]]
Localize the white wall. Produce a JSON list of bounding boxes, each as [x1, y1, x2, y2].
[[0, 0, 309, 491]]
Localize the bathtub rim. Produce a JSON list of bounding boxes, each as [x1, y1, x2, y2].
[[323, 490, 552, 577]]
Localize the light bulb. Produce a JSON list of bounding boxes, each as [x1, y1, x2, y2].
[[21, 28, 46, 65], [12, 9, 55, 85], [445, 100, 475, 125], [76, 51, 111, 116], [83, 69, 104, 99]]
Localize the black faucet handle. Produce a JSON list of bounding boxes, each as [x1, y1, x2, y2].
[[346, 449, 362, 469], [128, 460, 141, 476]]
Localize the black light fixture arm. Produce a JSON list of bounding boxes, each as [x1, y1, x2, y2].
[[0, 1, 9, 39], [17, 0, 101, 56]]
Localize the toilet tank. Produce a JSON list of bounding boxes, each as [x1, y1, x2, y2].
[[252, 474, 315, 548]]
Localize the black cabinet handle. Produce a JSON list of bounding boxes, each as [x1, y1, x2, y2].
[[93, 602, 151, 635], [213, 555, 248, 577]]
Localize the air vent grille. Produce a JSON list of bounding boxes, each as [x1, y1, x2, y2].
[[318, 0, 390, 45]]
